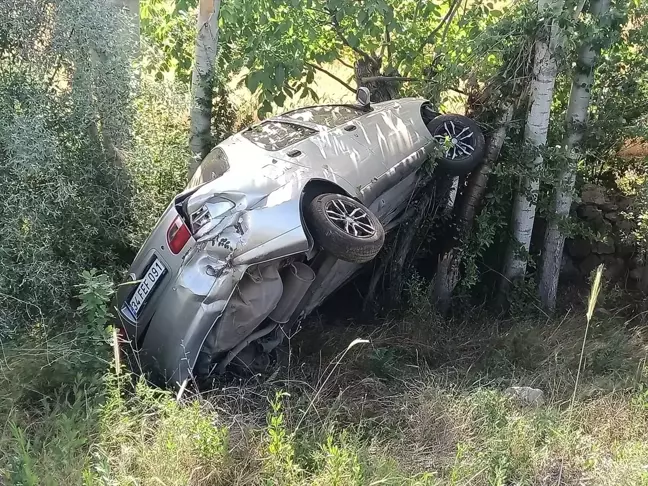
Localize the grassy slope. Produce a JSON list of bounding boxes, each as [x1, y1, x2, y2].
[[2, 296, 648, 485]]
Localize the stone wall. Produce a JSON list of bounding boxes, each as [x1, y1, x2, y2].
[[562, 184, 642, 285]]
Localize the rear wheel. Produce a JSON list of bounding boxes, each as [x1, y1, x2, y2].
[[427, 114, 485, 175], [306, 193, 384, 263]]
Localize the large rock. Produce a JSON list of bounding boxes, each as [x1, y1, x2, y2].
[[603, 257, 626, 281], [616, 196, 632, 211], [593, 239, 615, 255], [617, 217, 635, 233], [630, 267, 643, 281], [577, 204, 604, 225], [505, 386, 545, 407], [581, 184, 607, 206], [566, 238, 591, 259], [617, 241, 635, 258], [579, 253, 601, 275]]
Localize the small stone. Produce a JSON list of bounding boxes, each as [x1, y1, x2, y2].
[[630, 267, 643, 281], [604, 211, 618, 222], [581, 184, 607, 206], [505, 386, 545, 407], [566, 238, 591, 259], [593, 239, 615, 255], [577, 204, 604, 225], [579, 254, 601, 275], [617, 218, 635, 233], [616, 196, 632, 211], [600, 202, 618, 212]]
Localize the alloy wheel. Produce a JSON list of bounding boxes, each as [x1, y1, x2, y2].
[[433, 121, 475, 160], [324, 198, 376, 238]]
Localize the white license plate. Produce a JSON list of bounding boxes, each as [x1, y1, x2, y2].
[[128, 258, 166, 316]]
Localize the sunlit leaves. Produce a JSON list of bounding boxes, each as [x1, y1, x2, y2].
[[140, 0, 197, 84]]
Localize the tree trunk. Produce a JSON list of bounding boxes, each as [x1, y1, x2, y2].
[[431, 101, 514, 312], [499, 0, 563, 297], [539, 0, 611, 311], [189, 0, 221, 176], [355, 57, 398, 102]]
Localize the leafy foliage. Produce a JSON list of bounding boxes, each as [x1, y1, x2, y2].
[[127, 76, 191, 245], [219, 0, 508, 114], [0, 0, 136, 334], [140, 0, 198, 83]]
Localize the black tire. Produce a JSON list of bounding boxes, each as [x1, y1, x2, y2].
[[427, 114, 486, 175], [306, 193, 385, 263]]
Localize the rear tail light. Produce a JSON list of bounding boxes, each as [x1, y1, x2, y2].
[[167, 216, 191, 254]]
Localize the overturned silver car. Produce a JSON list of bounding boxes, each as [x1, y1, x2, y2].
[[116, 89, 485, 388]]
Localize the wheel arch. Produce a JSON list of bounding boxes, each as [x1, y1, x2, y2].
[[299, 179, 353, 247]]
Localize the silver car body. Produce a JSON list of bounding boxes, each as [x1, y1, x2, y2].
[[117, 97, 437, 386]]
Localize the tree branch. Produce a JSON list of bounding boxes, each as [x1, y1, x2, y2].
[[419, 0, 462, 52], [441, 0, 461, 44], [306, 62, 356, 93], [336, 57, 354, 69], [360, 76, 469, 95], [329, 10, 374, 61], [573, 0, 587, 19]]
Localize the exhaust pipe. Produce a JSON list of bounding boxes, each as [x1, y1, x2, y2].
[[269, 262, 316, 324]]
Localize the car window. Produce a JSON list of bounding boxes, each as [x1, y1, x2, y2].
[[282, 105, 364, 127], [242, 121, 317, 151]]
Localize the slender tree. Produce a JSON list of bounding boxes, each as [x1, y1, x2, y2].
[[539, 0, 612, 310], [431, 99, 514, 312], [500, 0, 564, 296], [189, 0, 221, 176]]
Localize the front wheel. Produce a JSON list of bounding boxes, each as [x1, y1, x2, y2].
[[427, 114, 486, 175], [306, 193, 385, 264]]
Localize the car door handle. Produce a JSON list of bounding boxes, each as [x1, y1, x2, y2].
[[343, 125, 357, 132], [287, 149, 302, 157]]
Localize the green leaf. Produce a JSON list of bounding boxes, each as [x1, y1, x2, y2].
[[348, 33, 360, 48], [259, 100, 273, 116], [246, 71, 262, 92], [275, 65, 286, 85], [275, 92, 287, 107], [357, 10, 368, 25]]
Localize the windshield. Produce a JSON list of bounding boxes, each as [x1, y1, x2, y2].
[[241, 121, 317, 151]]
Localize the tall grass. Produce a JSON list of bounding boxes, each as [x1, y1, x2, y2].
[[2, 270, 648, 485]]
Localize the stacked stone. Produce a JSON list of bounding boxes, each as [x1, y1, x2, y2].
[[563, 184, 639, 284]]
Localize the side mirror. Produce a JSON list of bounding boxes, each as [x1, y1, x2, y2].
[[356, 87, 371, 109]]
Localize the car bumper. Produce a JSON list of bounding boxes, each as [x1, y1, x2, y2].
[[116, 252, 247, 387]]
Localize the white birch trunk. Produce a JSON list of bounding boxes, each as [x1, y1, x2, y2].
[[539, 0, 611, 310], [500, 0, 563, 294], [189, 0, 221, 176]]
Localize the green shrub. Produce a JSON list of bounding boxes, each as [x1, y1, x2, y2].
[[127, 76, 190, 246], [0, 0, 135, 334]]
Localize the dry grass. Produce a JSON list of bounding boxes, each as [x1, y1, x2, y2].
[[2, 300, 648, 485]]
